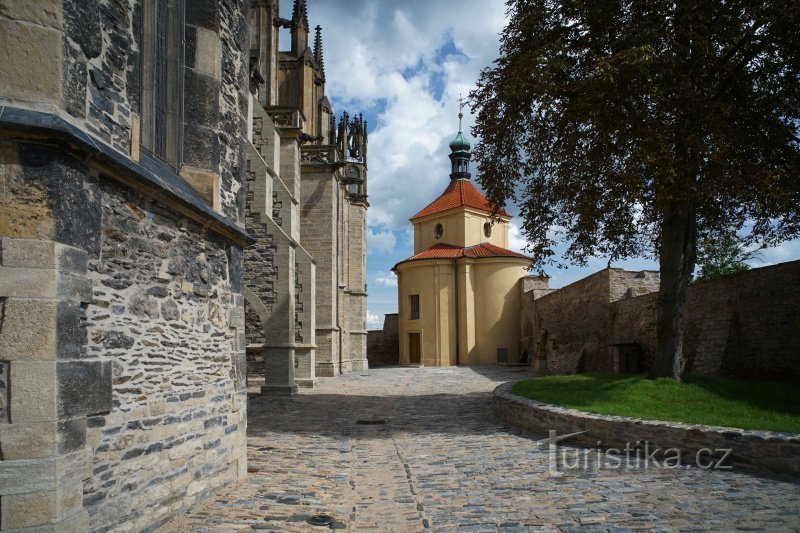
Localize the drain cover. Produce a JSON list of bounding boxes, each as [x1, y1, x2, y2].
[[356, 419, 386, 425], [308, 514, 335, 526]]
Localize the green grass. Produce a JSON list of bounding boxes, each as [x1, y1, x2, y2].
[[511, 373, 800, 433]]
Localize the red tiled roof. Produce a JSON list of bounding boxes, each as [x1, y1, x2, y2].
[[396, 242, 530, 267], [410, 179, 511, 220]]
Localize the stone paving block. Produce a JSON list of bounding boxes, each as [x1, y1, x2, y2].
[[160, 367, 800, 532]]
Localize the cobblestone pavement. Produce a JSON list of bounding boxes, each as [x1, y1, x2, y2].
[[161, 366, 800, 532]]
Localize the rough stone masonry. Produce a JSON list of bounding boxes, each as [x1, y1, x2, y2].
[[0, 0, 251, 530]]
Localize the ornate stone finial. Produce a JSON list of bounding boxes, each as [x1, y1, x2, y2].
[[314, 25, 325, 82], [292, 0, 309, 29]]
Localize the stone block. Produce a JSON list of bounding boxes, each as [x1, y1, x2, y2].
[[1, 238, 56, 269], [57, 271, 93, 303], [0, 484, 83, 529], [0, 421, 59, 459], [194, 27, 221, 79], [57, 360, 112, 419], [0, 19, 63, 105], [0, 457, 57, 495], [10, 361, 57, 422], [0, 491, 58, 528], [180, 165, 221, 211], [58, 417, 87, 453], [0, 267, 57, 298], [0, 0, 63, 29], [261, 347, 297, 396], [56, 301, 87, 359], [0, 298, 58, 360]]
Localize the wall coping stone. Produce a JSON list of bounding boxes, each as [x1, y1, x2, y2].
[[0, 106, 254, 246], [493, 381, 800, 477]]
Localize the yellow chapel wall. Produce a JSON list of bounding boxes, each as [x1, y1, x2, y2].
[[413, 210, 510, 253], [396, 261, 457, 366], [467, 258, 530, 365]]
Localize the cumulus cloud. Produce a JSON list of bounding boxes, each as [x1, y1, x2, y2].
[[366, 310, 383, 329], [508, 222, 529, 255], [373, 274, 398, 288], [366, 227, 397, 254], [291, 0, 509, 232]]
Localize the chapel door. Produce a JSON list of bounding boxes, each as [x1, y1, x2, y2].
[[409, 332, 421, 364]]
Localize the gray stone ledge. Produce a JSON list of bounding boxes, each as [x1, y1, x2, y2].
[[493, 381, 800, 477], [0, 105, 253, 246]]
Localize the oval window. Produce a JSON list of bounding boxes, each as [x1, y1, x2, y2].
[[483, 222, 492, 238], [434, 223, 444, 239]]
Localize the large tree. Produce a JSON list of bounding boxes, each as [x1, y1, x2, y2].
[[471, 0, 800, 380]]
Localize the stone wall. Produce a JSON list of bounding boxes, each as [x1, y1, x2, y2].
[[494, 382, 800, 476], [522, 261, 799, 380], [521, 269, 659, 375], [0, 0, 251, 530], [367, 313, 399, 367], [610, 260, 800, 380]]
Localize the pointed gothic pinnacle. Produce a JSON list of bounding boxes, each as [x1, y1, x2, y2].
[[292, 0, 309, 29], [314, 25, 325, 81]]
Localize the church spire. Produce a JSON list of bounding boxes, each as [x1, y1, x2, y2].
[[314, 25, 325, 83], [448, 96, 471, 181], [291, 0, 309, 55], [292, 0, 309, 28]]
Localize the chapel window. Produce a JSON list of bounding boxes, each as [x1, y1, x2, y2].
[[409, 294, 420, 320], [484, 222, 492, 238], [434, 223, 443, 239]]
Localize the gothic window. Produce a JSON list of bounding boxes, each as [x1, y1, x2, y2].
[[434, 223, 443, 239], [140, 0, 184, 170], [409, 294, 420, 320], [484, 222, 492, 238]]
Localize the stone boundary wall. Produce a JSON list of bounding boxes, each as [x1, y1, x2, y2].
[[522, 260, 800, 379], [366, 313, 399, 367], [493, 382, 800, 476], [520, 269, 659, 375], [610, 260, 800, 379]]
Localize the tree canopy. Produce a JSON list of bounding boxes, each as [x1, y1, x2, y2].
[[693, 236, 752, 282], [471, 0, 800, 378]]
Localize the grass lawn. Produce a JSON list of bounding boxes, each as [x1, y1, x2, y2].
[[511, 373, 800, 433]]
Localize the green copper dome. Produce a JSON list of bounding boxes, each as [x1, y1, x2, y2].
[[449, 130, 471, 152]]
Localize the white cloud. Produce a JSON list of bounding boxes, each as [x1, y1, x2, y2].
[[747, 240, 800, 268], [367, 227, 397, 255], [373, 274, 398, 288], [508, 222, 529, 255], [366, 310, 383, 329], [287, 0, 509, 233]]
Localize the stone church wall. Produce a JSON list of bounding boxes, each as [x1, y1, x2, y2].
[[0, 0, 250, 529]]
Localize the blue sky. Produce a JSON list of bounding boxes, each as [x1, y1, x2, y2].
[[281, 0, 800, 329]]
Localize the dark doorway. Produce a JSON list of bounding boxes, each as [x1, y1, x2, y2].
[[409, 332, 421, 364]]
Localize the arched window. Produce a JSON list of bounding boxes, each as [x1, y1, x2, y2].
[[434, 223, 443, 239], [483, 222, 492, 238]]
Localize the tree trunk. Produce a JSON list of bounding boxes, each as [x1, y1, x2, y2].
[[650, 200, 697, 381]]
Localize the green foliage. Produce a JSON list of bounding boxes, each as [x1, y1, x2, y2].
[[512, 374, 800, 432], [693, 236, 752, 282], [470, 0, 800, 269]]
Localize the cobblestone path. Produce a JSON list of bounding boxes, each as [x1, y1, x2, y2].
[[161, 366, 800, 532]]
